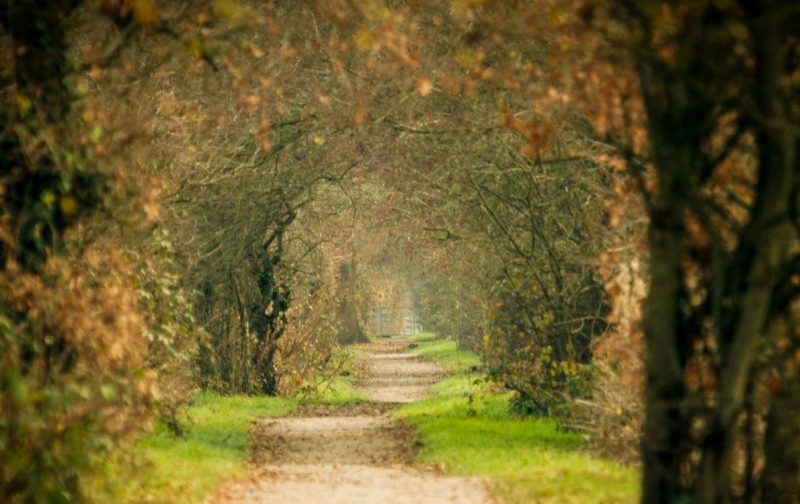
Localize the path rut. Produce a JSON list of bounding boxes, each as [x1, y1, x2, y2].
[[208, 337, 495, 504]]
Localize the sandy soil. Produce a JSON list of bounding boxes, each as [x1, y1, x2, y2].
[[208, 337, 495, 504]]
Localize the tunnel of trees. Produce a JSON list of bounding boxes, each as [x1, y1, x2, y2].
[[1, 1, 799, 502]]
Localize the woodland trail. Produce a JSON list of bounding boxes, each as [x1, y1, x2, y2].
[[208, 337, 496, 504]]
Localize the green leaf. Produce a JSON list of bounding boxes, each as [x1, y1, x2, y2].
[[90, 124, 104, 144], [100, 384, 118, 400]]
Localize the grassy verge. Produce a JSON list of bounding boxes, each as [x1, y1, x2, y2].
[[407, 334, 481, 373], [304, 373, 370, 404], [87, 393, 296, 503], [89, 354, 370, 503], [395, 335, 640, 503]]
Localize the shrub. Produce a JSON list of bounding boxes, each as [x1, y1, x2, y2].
[[0, 253, 155, 502]]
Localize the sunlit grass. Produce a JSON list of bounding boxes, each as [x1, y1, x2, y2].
[[96, 369, 367, 502], [299, 346, 371, 404], [406, 335, 482, 373], [395, 335, 640, 504], [87, 393, 296, 503], [91, 336, 639, 503], [364, 332, 382, 343], [404, 331, 439, 342], [305, 373, 370, 404]]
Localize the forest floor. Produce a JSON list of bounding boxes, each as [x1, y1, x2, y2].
[[206, 337, 495, 503]]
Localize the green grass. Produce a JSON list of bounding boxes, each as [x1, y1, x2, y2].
[[404, 331, 439, 342], [364, 332, 382, 343], [89, 336, 638, 503], [407, 336, 482, 373], [301, 346, 371, 404], [305, 373, 370, 404], [395, 335, 640, 503], [92, 364, 369, 503], [87, 393, 297, 503]]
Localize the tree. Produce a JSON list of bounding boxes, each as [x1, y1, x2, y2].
[[621, 2, 798, 501]]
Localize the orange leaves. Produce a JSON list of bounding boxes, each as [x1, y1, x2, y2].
[[499, 109, 554, 157], [241, 94, 262, 112], [684, 214, 709, 249], [352, 105, 368, 127], [596, 154, 627, 173], [88, 64, 103, 81], [246, 43, 264, 59], [256, 120, 272, 151], [0, 245, 158, 500], [351, 21, 418, 68], [256, 135, 272, 152], [281, 46, 300, 62], [766, 376, 784, 394], [258, 119, 272, 135], [140, 176, 162, 222], [3, 250, 150, 378], [416, 77, 433, 96], [470, 66, 494, 81]]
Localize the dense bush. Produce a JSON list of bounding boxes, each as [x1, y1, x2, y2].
[[0, 118, 156, 501], [0, 254, 155, 502]]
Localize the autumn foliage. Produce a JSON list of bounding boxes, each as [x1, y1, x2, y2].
[[2, 0, 799, 503]]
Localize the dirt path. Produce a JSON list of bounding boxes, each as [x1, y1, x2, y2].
[[208, 337, 495, 504]]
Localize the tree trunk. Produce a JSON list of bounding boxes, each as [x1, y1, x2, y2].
[[636, 3, 797, 501], [337, 260, 367, 343], [741, 10, 799, 501], [762, 379, 800, 504], [641, 149, 692, 503], [0, 1, 78, 122]]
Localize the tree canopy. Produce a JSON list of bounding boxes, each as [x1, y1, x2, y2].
[[1, 1, 799, 502]]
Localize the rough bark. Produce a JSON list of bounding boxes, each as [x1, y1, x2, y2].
[[640, 144, 693, 503], [635, 1, 799, 501], [762, 379, 800, 504]]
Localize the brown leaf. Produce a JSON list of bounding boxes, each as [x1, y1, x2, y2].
[[353, 106, 368, 127], [416, 77, 433, 96]]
